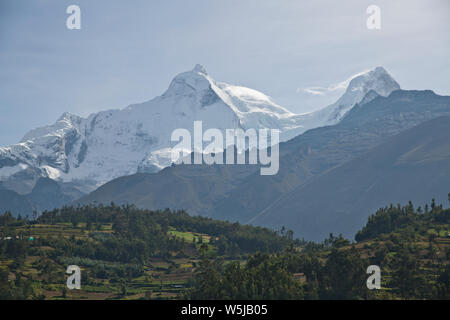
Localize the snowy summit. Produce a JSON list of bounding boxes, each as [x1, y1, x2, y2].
[[0, 65, 400, 192]]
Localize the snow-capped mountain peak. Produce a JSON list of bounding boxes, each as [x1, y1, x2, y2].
[[192, 63, 208, 75], [344, 66, 399, 101], [163, 64, 213, 98], [0, 65, 307, 191], [0, 65, 400, 194], [311, 66, 400, 125]]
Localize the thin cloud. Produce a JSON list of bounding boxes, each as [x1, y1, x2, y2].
[[300, 87, 326, 95], [299, 69, 370, 96]]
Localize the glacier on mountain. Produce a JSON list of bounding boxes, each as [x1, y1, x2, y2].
[[0, 65, 400, 192]]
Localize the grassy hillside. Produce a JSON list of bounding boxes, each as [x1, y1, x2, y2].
[[189, 200, 450, 300], [0, 200, 448, 300], [0, 204, 291, 300]]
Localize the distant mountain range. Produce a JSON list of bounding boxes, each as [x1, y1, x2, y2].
[[211, 90, 450, 228], [78, 89, 450, 239], [0, 65, 398, 197], [251, 115, 450, 240], [3, 64, 449, 241], [0, 177, 83, 217]]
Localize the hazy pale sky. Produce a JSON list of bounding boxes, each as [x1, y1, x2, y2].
[[1, 0, 449, 146]]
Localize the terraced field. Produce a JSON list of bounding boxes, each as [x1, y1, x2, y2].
[[0, 222, 222, 300]]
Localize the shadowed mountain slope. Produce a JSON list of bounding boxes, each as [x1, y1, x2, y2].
[[254, 115, 450, 240]]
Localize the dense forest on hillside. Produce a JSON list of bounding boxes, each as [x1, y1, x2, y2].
[[0, 200, 449, 300], [0, 204, 292, 299], [189, 199, 450, 300]]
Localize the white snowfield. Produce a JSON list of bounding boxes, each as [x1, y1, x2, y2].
[[0, 65, 399, 191]]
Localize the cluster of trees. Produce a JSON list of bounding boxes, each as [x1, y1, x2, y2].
[[0, 204, 295, 299], [188, 243, 373, 300], [355, 199, 449, 241], [0, 237, 37, 299], [37, 203, 292, 262], [189, 200, 449, 300], [0, 269, 35, 300], [0, 199, 448, 300], [0, 203, 294, 265], [188, 250, 306, 300]]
